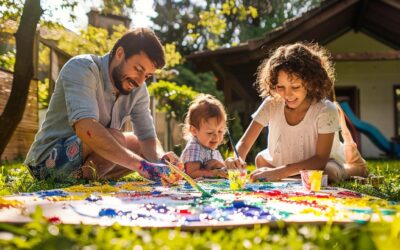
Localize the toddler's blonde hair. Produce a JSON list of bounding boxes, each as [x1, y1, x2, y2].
[[183, 94, 227, 141]]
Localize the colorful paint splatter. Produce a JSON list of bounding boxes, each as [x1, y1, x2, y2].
[[0, 179, 398, 228]]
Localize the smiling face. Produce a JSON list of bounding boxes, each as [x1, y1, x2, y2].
[[110, 48, 156, 95], [275, 70, 310, 110], [190, 117, 226, 150]]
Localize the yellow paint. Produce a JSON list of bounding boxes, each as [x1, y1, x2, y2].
[[118, 182, 152, 192], [64, 184, 119, 193], [228, 170, 247, 191], [0, 197, 23, 208], [309, 171, 323, 192]]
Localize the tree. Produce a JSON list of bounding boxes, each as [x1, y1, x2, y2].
[[101, 0, 134, 16], [0, 0, 140, 159], [152, 0, 322, 54], [0, 0, 43, 158], [0, 0, 78, 158]]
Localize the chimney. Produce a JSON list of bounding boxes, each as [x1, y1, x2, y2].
[[87, 8, 131, 33]]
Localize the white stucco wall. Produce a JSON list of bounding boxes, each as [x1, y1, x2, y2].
[[326, 31, 400, 158]]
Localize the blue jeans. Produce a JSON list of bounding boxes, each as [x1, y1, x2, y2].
[[27, 135, 83, 180]]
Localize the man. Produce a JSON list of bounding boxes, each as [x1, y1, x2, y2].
[[25, 28, 181, 183]]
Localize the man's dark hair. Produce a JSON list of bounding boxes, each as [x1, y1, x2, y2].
[[110, 28, 165, 69]]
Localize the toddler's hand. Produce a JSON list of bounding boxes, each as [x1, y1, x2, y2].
[[205, 159, 225, 170], [225, 156, 246, 169], [213, 168, 228, 178]]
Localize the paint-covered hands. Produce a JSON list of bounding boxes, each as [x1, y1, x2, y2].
[[225, 156, 246, 169], [139, 160, 181, 185], [161, 151, 185, 178]]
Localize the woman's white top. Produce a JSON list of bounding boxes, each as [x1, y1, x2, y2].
[[252, 96, 344, 167]]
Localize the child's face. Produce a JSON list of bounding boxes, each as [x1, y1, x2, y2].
[[190, 117, 226, 150], [275, 70, 309, 110]]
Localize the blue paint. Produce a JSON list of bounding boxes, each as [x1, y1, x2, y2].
[[140, 160, 170, 182], [184, 182, 193, 189], [351, 208, 372, 214], [154, 205, 169, 214], [202, 206, 216, 214], [232, 200, 246, 208], [36, 190, 69, 198], [151, 191, 162, 195], [185, 215, 201, 222], [99, 208, 118, 217]]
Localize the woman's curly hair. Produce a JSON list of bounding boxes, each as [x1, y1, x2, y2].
[[256, 42, 335, 101]]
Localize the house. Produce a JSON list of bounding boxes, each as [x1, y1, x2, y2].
[[187, 0, 400, 158]]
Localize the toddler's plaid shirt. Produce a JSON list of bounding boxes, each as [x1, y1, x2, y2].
[[180, 137, 224, 168]]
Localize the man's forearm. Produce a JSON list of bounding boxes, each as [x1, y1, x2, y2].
[[75, 118, 142, 170]]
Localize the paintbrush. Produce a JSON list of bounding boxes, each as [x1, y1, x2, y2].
[[226, 129, 240, 158], [165, 160, 212, 198]]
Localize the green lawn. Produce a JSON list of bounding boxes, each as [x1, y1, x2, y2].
[[0, 160, 399, 249]]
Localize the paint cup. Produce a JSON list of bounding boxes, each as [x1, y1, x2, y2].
[[321, 174, 328, 187], [228, 169, 247, 190], [300, 170, 323, 191]]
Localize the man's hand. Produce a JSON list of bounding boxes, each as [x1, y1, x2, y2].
[[138, 160, 180, 185], [161, 151, 181, 166], [161, 151, 185, 174], [225, 156, 247, 169]]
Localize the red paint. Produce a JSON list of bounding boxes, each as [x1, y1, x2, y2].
[[47, 216, 61, 224], [337, 191, 361, 198], [178, 209, 191, 215]]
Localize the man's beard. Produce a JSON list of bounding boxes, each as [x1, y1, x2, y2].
[[111, 60, 131, 95]]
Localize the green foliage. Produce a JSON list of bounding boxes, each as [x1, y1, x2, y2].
[[148, 80, 199, 121], [152, 0, 323, 54], [38, 78, 49, 109], [0, 0, 24, 22], [101, 0, 134, 16], [1, 207, 400, 249], [186, 1, 257, 51], [336, 160, 400, 202], [56, 24, 128, 56], [1, 160, 400, 249], [148, 80, 199, 151], [172, 64, 224, 101], [0, 50, 15, 71]]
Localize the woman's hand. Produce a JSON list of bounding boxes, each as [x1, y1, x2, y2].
[[249, 166, 286, 182], [225, 156, 246, 169]]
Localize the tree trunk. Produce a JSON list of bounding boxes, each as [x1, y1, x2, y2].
[[0, 0, 43, 158]]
